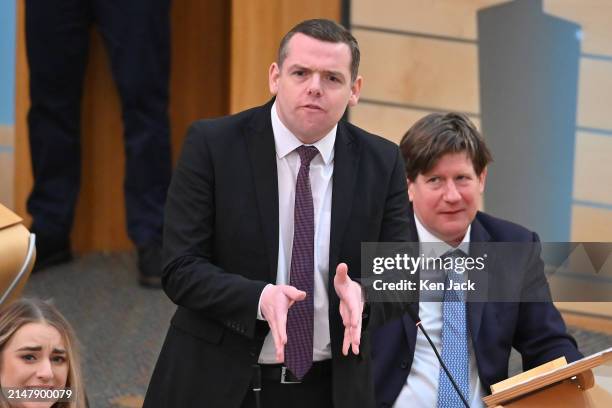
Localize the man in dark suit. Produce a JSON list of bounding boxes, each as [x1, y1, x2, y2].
[[371, 113, 582, 408], [144, 19, 411, 408]]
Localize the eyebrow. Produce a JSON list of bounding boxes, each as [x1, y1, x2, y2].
[[16, 346, 67, 354], [17, 346, 42, 352], [288, 64, 346, 80]]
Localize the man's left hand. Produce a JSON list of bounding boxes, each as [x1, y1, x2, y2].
[[334, 263, 364, 356]]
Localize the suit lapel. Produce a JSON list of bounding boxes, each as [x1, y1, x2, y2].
[[329, 122, 360, 277], [246, 101, 279, 282], [467, 214, 492, 344], [403, 206, 420, 344]]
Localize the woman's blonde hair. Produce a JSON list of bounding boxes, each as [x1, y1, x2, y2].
[[0, 298, 86, 408]]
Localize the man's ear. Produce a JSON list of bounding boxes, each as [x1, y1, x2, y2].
[[348, 75, 363, 107], [407, 178, 414, 202], [269, 62, 280, 95], [478, 167, 488, 194]]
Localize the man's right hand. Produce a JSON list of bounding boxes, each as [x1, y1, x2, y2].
[[260, 284, 306, 363]]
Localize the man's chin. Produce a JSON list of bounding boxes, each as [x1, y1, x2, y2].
[[438, 224, 470, 242], [298, 126, 333, 143]]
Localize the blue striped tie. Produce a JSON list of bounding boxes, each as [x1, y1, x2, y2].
[[437, 250, 470, 407]]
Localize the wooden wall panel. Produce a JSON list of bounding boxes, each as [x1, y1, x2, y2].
[[355, 29, 479, 114], [350, 104, 436, 144], [352, 0, 612, 57], [352, 0, 504, 40], [169, 0, 230, 163], [14, 0, 230, 253], [230, 0, 341, 113], [577, 58, 612, 130], [571, 205, 612, 241], [573, 132, 612, 205], [350, 104, 481, 144]]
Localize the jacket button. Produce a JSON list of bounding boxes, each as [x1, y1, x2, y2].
[[400, 360, 408, 369]]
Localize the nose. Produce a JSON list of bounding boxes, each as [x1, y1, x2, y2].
[[307, 74, 322, 96], [443, 181, 461, 203], [36, 359, 54, 381]]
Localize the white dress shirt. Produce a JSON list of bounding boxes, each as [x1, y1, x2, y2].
[[258, 102, 335, 364], [393, 214, 485, 408]]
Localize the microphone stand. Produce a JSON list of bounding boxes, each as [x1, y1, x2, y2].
[[251, 364, 262, 408]]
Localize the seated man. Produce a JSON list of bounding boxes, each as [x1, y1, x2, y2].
[[371, 112, 582, 408]]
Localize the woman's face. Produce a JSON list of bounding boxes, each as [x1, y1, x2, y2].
[[0, 322, 69, 408]]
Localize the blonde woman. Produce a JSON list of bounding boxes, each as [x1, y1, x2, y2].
[[0, 299, 86, 408]]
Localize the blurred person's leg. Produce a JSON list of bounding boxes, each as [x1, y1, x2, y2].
[[25, 0, 93, 270], [94, 0, 172, 287]]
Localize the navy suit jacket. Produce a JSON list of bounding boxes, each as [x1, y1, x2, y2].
[[371, 208, 582, 408]]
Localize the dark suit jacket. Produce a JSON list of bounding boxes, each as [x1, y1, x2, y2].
[[143, 100, 411, 408], [371, 208, 582, 408]]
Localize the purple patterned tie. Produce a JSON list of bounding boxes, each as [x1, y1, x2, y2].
[[285, 145, 319, 380]]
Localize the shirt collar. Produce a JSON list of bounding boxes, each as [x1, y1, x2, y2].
[[414, 212, 471, 257], [271, 101, 336, 165]]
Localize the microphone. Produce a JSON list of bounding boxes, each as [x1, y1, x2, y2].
[[405, 306, 470, 408]]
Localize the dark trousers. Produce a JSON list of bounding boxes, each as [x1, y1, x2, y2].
[[240, 363, 334, 408], [25, 0, 172, 246]]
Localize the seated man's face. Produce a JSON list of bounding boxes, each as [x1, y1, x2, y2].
[[408, 152, 486, 245], [269, 33, 362, 143]]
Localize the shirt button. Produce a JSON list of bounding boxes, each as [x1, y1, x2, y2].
[[400, 360, 408, 369]]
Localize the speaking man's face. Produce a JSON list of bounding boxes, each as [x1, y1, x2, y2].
[[408, 152, 487, 246], [269, 33, 362, 144]]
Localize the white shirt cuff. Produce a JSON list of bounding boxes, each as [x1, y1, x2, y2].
[[257, 284, 273, 320]]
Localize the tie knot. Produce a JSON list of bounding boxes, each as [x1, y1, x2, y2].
[[442, 249, 467, 279], [296, 145, 319, 167], [442, 248, 466, 260]]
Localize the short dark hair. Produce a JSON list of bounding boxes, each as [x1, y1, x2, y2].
[[278, 19, 360, 82], [400, 112, 493, 181]]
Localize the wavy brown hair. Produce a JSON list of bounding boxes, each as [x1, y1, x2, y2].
[[400, 112, 492, 181]]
